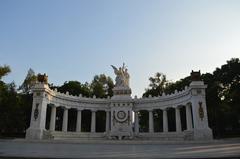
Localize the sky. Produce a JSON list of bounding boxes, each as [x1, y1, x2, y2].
[[0, 0, 240, 97]]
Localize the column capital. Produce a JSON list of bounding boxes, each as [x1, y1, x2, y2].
[[186, 103, 192, 107], [163, 108, 168, 111], [62, 106, 70, 110], [55, 103, 60, 107], [77, 108, 84, 111], [49, 104, 56, 108], [90, 109, 97, 112], [133, 110, 139, 113]]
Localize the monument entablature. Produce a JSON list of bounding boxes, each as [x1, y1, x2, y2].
[[26, 65, 212, 141]]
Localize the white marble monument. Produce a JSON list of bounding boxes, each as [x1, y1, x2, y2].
[[26, 66, 212, 141]]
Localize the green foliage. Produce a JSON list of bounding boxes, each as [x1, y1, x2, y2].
[[143, 72, 191, 97], [0, 81, 32, 137], [0, 65, 11, 79], [51, 74, 114, 98], [164, 76, 191, 94], [209, 58, 240, 137], [90, 74, 114, 98], [143, 72, 168, 97], [0, 66, 32, 137], [55, 81, 91, 97]]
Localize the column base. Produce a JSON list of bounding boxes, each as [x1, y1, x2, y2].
[[109, 131, 133, 140], [193, 128, 213, 140], [25, 128, 49, 140]]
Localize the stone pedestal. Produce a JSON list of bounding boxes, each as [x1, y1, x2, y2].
[[26, 128, 49, 140], [190, 81, 213, 140], [193, 128, 213, 140], [109, 86, 133, 140], [112, 86, 131, 96], [26, 83, 49, 140]]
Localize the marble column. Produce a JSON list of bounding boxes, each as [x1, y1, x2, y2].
[[163, 109, 168, 132], [149, 110, 154, 133], [62, 107, 68, 132], [175, 107, 182, 132], [105, 110, 109, 132], [134, 111, 139, 133], [186, 104, 193, 130], [91, 110, 96, 133], [76, 109, 82, 132], [49, 105, 56, 131]]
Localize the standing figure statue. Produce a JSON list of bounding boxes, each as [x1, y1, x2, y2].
[[111, 63, 130, 87]]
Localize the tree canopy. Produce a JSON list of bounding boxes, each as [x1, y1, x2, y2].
[[143, 72, 168, 97], [0, 65, 11, 80], [54, 81, 91, 97], [51, 74, 114, 98], [90, 74, 114, 98]]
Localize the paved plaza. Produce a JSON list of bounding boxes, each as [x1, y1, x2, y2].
[[0, 139, 240, 158]]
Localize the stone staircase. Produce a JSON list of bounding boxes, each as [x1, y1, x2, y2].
[[50, 131, 106, 140], [48, 130, 193, 141], [135, 131, 191, 141]]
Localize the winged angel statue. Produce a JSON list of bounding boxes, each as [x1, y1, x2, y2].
[[111, 63, 130, 87]]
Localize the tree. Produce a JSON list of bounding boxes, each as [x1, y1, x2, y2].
[[49, 74, 114, 98], [0, 65, 28, 137], [0, 65, 11, 80], [56, 81, 91, 97], [143, 72, 168, 97], [210, 58, 240, 136], [164, 76, 191, 94], [90, 74, 114, 98], [19, 68, 37, 94]]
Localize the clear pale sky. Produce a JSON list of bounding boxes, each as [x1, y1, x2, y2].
[[0, 0, 240, 97]]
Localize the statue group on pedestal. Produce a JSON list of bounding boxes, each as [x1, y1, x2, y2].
[[111, 63, 130, 87]]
